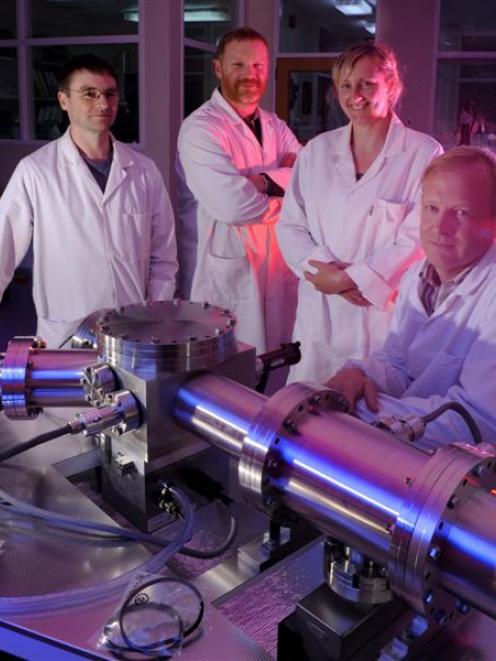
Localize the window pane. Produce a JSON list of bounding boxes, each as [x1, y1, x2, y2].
[[32, 44, 138, 142], [184, 46, 216, 118], [0, 0, 16, 39], [287, 70, 347, 143], [434, 60, 496, 150], [440, 0, 496, 52], [0, 48, 19, 138], [184, 0, 235, 45], [30, 0, 138, 38], [280, 0, 376, 53]]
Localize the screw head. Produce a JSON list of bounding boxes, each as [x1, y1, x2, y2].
[[435, 609, 447, 625], [447, 494, 460, 509], [429, 545, 441, 560], [423, 589, 434, 605]]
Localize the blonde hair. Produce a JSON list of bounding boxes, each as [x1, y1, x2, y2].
[[422, 146, 496, 214], [332, 42, 403, 110]]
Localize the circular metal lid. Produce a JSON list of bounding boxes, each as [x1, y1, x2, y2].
[[97, 300, 237, 373]]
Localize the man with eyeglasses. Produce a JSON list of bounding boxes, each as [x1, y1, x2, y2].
[[176, 28, 301, 355], [0, 54, 177, 347]]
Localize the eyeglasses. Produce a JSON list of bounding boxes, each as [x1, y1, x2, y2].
[[63, 87, 119, 102]]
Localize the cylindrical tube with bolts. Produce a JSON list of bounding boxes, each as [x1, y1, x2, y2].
[[174, 376, 496, 623]]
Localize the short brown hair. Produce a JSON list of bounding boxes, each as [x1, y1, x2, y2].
[[422, 146, 496, 214], [57, 54, 117, 90], [215, 27, 268, 59], [332, 42, 403, 110]]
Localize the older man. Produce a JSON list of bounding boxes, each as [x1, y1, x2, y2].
[[176, 28, 300, 354], [0, 54, 177, 348], [327, 147, 496, 449]]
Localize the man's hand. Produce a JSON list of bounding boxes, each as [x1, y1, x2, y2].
[[326, 367, 379, 412], [304, 259, 356, 295], [279, 152, 298, 168]]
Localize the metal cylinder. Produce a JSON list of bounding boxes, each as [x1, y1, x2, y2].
[[173, 374, 496, 622], [26, 350, 97, 389], [1, 338, 97, 418], [440, 488, 496, 618], [175, 373, 266, 458]]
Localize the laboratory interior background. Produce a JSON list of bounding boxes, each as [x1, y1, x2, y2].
[[0, 0, 494, 342], [2, 2, 496, 661]]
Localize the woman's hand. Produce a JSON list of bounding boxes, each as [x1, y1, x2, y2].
[[340, 288, 371, 307], [304, 259, 356, 295]]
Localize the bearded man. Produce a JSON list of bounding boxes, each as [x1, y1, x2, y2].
[[176, 28, 300, 353]]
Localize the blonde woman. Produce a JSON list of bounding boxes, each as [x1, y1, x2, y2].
[[278, 43, 443, 383]]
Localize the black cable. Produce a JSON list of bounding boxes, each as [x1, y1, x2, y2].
[[422, 401, 482, 445], [0, 424, 72, 463], [174, 467, 239, 558]]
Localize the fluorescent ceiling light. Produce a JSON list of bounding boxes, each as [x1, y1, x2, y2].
[[184, 9, 230, 22], [362, 21, 376, 34], [123, 10, 139, 22], [333, 0, 373, 16]]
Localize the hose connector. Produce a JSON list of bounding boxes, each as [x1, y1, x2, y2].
[[68, 390, 141, 436]]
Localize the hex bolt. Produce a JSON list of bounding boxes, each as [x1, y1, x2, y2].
[[457, 600, 470, 615], [473, 465, 484, 477], [423, 589, 434, 605], [447, 494, 460, 509], [284, 418, 298, 432], [428, 545, 441, 560], [311, 395, 322, 406], [214, 328, 223, 336], [435, 609, 447, 625]]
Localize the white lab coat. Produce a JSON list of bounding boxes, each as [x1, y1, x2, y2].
[[349, 245, 496, 449], [176, 88, 301, 354], [278, 114, 442, 383], [0, 130, 177, 347]]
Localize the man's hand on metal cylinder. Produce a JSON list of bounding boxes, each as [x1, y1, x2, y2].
[[326, 367, 379, 412]]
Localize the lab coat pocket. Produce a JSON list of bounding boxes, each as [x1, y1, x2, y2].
[[366, 200, 408, 252], [208, 253, 253, 304], [118, 212, 153, 263], [406, 351, 464, 399]]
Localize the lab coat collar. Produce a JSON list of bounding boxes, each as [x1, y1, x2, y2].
[[59, 127, 134, 169], [59, 128, 134, 202], [415, 243, 496, 317], [330, 112, 406, 157]]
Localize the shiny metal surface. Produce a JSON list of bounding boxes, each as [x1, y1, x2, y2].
[[71, 308, 111, 349], [240, 382, 350, 513], [390, 441, 496, 619], [2, 337, 45, 418], [1, 339, 96, 417], [98, 300, 237, 373], [440, 487, 496, 619], [174, 374, 496, 624], [175, 373, 266, 458]]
